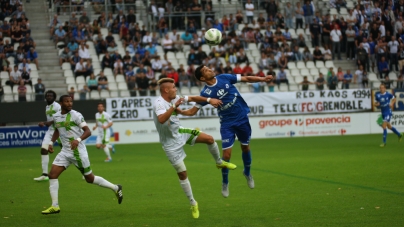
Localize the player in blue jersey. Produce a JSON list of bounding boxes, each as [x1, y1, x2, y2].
[[375, 83, 403, 147], [176, 65, 273, 197]]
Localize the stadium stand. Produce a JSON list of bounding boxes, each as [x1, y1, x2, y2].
[[1, 0, 402, 102]]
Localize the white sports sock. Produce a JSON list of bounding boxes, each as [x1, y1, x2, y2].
[[41, 155, 49, 174], [49, 179, 59, 207], [207, 142, 222, 164], [179, 178, 196, 205], [103, 146, 111, 159], [93, 176, 118, 191]]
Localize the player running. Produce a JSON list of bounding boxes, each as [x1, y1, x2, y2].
[[153, 78, 237, 219], [34, 90, 61, 182], [93, 103, 115, 162], [42, 95, 123, 215], [374, 83, 403, 147], [177, 65, 272, 198]]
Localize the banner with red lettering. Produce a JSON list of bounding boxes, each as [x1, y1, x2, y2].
[[106, 89, 371, 121]]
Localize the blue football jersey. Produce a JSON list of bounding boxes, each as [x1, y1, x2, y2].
[[375, 91, 394, 114], [197, 74, 250, 126]]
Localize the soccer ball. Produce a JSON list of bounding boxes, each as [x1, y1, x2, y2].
[[205, 28, 222, 46]]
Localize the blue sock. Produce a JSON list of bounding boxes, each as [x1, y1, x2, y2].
[[391, 127, 401, 136], [222, 159, 229, 184], [383, 129, 387, 144], [242, 151, 252, 176]]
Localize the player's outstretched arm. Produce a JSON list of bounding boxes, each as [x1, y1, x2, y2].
[[176, 106, 200, 116], [38, 120, 54, 127], [157, 98, 184, 124], [187, 96, 222, 108], [240, 75, 273, 83], [48, 128, 60, 153]]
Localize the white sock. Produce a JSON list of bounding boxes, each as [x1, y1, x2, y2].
[[41, 155, 49, 174], [179, 178, 196, 205], [103, 146, 111, 159], [49, 179, 59, 207], [207, 142, 222, 164], [93, 176, 118, 191]]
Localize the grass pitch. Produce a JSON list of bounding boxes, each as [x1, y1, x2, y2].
[[1, 134, 404, 227]]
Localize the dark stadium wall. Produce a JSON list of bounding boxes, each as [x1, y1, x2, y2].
[[0, 100, 104, 125]]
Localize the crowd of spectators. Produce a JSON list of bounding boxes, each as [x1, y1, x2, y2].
[[0, 1, 44, 102]]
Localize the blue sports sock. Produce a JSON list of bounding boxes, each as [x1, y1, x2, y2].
[[222, 159, 229, 184], [242, 151, 252, 176], [383, 129, 387, 144], [391, 127, 401, 136]]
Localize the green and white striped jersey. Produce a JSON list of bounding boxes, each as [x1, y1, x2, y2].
[[45, 101, 61, 133], [95, 111, 112, 134], [53, 110, 87, 153]]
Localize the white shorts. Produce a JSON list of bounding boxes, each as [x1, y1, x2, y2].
[[96, 130, 110, 145], [164, 128, 199, 166], [52, 150, 92, 175], [41, 130, 53, 150]]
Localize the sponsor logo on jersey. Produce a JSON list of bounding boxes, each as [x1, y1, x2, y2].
[[204, 88, 212, 95], [217, 89, 228, 99]]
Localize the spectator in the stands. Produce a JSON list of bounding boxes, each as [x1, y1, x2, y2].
[[79, 85, 90, 100], [34, 78, 45, 101], [74, 58, 87, 78], [4, 40, 15, 59], [87, 73, 98, 91], [127, 76, 137, 97], [162, 34, 175, 53], [316, 73, 326, 90], [101, 53, 113, 70], [327, 71, 338, 90], [181, 31, 193, 45], [54, 25, 67, 45], [11, 26, 22, 45], [233, 63, 243, 74], [17, 80, 26, 102], [179, 66, 190, 91], [299, 76, 313, 91], [59, 47, 71, 66], [313, 46, 323, 63], [2, 21, 11, 37], [27, 48, 39, 70], [79, 11, 90, 24], [107, 42, 118, 54], [242, 62, 253, 76], [136, 72, 149, 96], [278, 54, 288, 69], [342, 70, 353, 89], [97, 72, 109, 91], [18, 58, 30, 73], [22, 33, 35, 48], [237, 49, 249, 64], [6, 65, 21, 87], [276, 67, 289, 85], [378, 56, 389, 79], [224, 61, 233, 73], [187, 49, 199, 65], [151, 55, 163, 72], [68, 86, 75, 100], [21, 67, 31, 86], [15, 48, 24, 64], [142, 31, 152, 45], [113, 58, 124, 76], [85, 59, 93, 76]]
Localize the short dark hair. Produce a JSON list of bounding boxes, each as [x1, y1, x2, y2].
[[194, 65, 205, 81], [98, 102, 105, 107], [59, 95, 71, 102], [45, 90, 57, 99]]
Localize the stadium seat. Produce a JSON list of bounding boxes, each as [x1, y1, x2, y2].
[[73, 93, 80, 100], [94, 69, 102, 76], [368, 73, 378, 81], [279, 84, 288, 92], [190, 87, 200, 95], [29, 63, 37, 71], [116, 75, 125, 83], [120, 90, 130, 97], [294, 75, 304, 83], [110, 91, 120, 97], [319, 67, 329, 76], [3, 94, 13, 102], [109, 82, 118, 91], [239, 84, 251, 93], [0, 71, 9, 80], [306, 61, 316, 69], [118, 82, 128, 90], [308, 84, 316, 90], [316, 61, 325, 68], [175, 52, 185, 59], [64, 70, 74, 77], [325, 61, 335, 69], [103, 68, 113, 76], [62, 62, 71, 70], [98, 54, 105, 62], [201, 44, 210, 53], [372, 81, 381, 89], [76, 77, 85, 84], [180, 88, 191, 95], [3, 86, 12, 94], [30, 71, 39, 80], [388, 72, 398, 80], [67, 84, 77, 91], [289, 84, 299, 91], [300, 69, 310, 77], [66, 77, 75, 84], [76, 83, 85, 90], [90, 90, 100, 100], [26, 86, 32, 94], [296, 61, 306, 69], [287, 62, 296, 69], [93, 62, 102, 69], [100, 90, 110, 99], [106, 75, 116, 82], [290, 69, 300, 77]]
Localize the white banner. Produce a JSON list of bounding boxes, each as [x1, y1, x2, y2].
[[370, 112, 404, 134], [110, 113, 371, 144], [106, 89, 372, 121]]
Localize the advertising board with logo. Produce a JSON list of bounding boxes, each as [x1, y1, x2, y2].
[[0, 126, 49, 148], [107, 89, 372, 121], [370, 112, 404, 133], [251, 113, 371, 138]]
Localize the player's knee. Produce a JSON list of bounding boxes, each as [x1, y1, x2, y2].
[[84, 174, 94, 183], [241, 145, 250, 152], [206, 135, 215, 145]]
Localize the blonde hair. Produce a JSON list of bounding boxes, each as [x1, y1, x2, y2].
[[157, 78, 174, 85]]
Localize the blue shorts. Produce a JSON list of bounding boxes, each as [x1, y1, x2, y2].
[[220, 120, 251, 150], [382, 112, 392, 122]]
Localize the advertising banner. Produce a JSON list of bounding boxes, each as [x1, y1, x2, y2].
[[0, 126, 48, 148], [370, 112, 404, 133], [393, 89, 404, 111], [106, 89, 372, 121]]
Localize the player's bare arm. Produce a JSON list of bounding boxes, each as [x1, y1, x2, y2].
[[176, 106, 200, 116], [48, 128, 60, 153], [240, 75, 273, 83], [38, 120, 54, 127], [187, 96, 222, 108], [157, 97, 184, 124], [93, 124, 98, 130], [103, 122, 113, 129], [70, 126, 91, 150]]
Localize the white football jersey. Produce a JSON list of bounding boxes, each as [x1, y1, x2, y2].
[[95, 111, 112, 134], [153, 95, 188, 151], [45, 101, 61, 134], [53, 110, 87, 154]]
